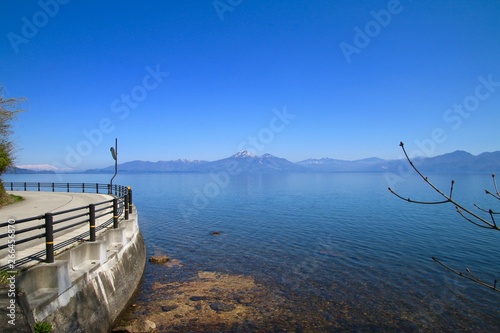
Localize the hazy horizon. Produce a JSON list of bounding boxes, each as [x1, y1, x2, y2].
[[13, 146, 500, 172]]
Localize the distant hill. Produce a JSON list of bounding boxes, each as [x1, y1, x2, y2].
[[419, 150, 500, 172], [85, 159, 210, 173], [6, 166, 56, 174], [83, 150, 500, 174], [297, 156, 391, 172]]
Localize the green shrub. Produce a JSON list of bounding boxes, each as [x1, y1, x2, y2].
[[34, 321, 53, 333]]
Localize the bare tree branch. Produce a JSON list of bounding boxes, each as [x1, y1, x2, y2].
[[389, 142, 499, 292], [388, 142, 499, 230], [432, 257, 499, 292]]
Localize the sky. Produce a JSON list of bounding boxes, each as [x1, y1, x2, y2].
[[1, 0, 500, 170]]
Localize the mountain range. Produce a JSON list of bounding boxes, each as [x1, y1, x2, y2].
[[75, 149, 500, 174], [9, 150, 500, 174]]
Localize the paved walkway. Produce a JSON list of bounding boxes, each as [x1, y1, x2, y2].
[[0, 191, 114, 269]]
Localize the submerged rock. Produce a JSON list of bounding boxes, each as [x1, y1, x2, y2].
[[113, 319, 156, 333], [210, 302, 236, 312], [115, 270, 302, 332], [161, 305, 178, 312], [149, 255, 170, 264]]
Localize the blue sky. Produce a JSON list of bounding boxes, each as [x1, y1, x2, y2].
[[1, 0, 500, 170]]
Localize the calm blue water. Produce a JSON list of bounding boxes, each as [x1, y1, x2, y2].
[[5, 172, 499, 331]]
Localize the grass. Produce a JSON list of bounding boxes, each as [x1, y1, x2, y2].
[[0, 191, 23, 208], [0, 270, 11, 286], [34, 321, 53, 333]]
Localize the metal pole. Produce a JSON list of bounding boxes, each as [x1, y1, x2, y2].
[[113, 198, 118, 228], [109, 138, 118, 193], [124, 195, 129, 220], [89, 204, 96, 241], [45, 213, 54, 263], [128, 186, 133, 214]]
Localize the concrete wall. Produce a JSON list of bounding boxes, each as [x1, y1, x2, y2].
[[16, 210, 146, 333]]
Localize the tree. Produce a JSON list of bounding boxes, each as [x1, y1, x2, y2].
[[0, 87, 26, 189], [388, 142, 499, 292]]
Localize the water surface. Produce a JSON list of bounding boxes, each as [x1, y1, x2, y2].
[[6, 172, 499, 331]]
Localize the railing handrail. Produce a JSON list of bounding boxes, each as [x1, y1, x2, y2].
[[0, 182, 133, 267]]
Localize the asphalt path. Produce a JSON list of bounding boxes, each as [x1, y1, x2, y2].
[[0, 191, 114, 269]]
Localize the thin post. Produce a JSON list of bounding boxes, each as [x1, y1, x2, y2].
[[109, 138, 118, 193], [52, 182, 55, 192], [67, 183, 70, 192], [124, 195, 129, 220], [45, 213, 54, 263], [38, 182, 40, 191], [128, 186, 133, 214], [96, 183, 99, 194], [89, 204, 96, 241], [113, 198, 118, 228]]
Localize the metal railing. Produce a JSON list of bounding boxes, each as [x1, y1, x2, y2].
[[0, 182, 133, 267]]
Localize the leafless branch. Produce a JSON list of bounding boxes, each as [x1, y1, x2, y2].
[[432, 257, 499, 292], [388, 142, 499, 231], [389, 142, 499, 292], [387, 187, 449, 204], [473, 204, 500, 215]]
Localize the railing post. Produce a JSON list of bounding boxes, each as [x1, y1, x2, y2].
[[10, 182, 13, 191], [38, 182, 40, 191], [113, 198, 118, 228], [82, 183, 85, 193], [128, 186, 133, 214], [67, 183, 70, 192], [89, 204, 96, 241], [24, 182, 26, 191], [124, 195, 129, 220], [52, 182, 55, 192], [96, 183, 99, 194], [45, 213, 54, 263]]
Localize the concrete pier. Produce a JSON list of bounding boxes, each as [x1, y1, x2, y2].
[[0, 192, 145, 333]]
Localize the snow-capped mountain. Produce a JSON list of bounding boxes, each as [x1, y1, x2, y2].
[[84, 151, 305, 173], [232, 150, 257, 158], [207, 150, 305, 173], [16, 164, 61, 171], [297, 157, 391, 172]]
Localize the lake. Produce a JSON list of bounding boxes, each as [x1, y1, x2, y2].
[[4, 172, 499, 331]]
